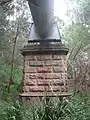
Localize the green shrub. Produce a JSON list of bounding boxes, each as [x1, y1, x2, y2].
[[0, 101, 23, 120], [0, 64, 23, 101]]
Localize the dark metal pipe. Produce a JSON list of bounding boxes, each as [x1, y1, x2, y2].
[[27, 0, 54, 38], [27, 0, 61, 41]]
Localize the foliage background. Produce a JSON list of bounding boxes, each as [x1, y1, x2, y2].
[[0, 0, 90, 119]]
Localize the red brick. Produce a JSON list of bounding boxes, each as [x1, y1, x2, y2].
[[25, 73, 67, 80], [45, 73, 55, 79], [37, 73, 54, 79], [37, 79, 64, 86], [37, 73, 45, 79], [52, 73, 62, 79], [37, 80, 49, 85], [43, 73, 61, 79], [37, 67, 52, 73], [45, 61, 52, 66], [52, 60, 60, 66]]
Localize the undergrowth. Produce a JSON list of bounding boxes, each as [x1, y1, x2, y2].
[[0, 91, 90, 120]]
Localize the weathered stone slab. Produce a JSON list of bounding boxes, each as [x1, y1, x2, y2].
[[25, 67, 36, 73], [37, 73, 62, 79], [25, 56, 36, 60], [37, 79, 64, 86], [37, 80, 49, 85], [29, 61, 44, 67], [53, 55, 63, 60], [25, 73, 67, 80], [25, 79, 37, 86], [36, 55, 52, 60], [53, 66, 67, 73], [53, 80, 64, 86], [45, 60, 60, 66], [44, 86, 61, 92], [53, 67, 64, 73], [29, 86, 45, 92], [29, 74, 37, 79], [20, 92, 71, 97]]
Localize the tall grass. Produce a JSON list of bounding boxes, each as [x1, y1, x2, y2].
[[0, 91, 90, 120]]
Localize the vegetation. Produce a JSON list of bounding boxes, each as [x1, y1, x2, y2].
[[0, 0, 90, 120], [0, 92, 90, 120]]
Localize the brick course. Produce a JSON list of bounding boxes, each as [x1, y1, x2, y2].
[[23, 54, 68, 94]]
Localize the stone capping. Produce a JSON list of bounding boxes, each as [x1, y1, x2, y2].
[[21, 42, 69, 55], [28, 39, 61, 43], [20, 92, 71, 97]]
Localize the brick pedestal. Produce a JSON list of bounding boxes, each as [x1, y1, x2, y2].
[[20, 42, 70, 98]]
